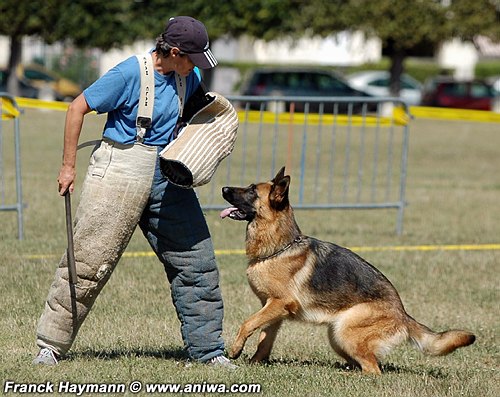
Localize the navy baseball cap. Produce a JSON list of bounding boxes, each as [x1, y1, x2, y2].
[[164, 16, 218, 69]]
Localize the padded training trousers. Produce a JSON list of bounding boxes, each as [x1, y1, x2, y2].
[[35, 140, 225, 362]]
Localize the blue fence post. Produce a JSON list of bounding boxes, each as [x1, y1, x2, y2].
[[0, 93, 24, 240]]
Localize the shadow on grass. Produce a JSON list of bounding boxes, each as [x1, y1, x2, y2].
[[249, 356, 448, 378], [67, 346, 188, 362]]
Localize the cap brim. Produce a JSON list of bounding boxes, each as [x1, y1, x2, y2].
[[188, 49, 218, 69]]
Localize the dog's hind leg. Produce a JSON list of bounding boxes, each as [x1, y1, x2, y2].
[[330, 324, 382, 374], [330, 303, 408, 375], [250, 319, 284, 363], [327, 325, 360, 370], [230, 298, 291, 359]]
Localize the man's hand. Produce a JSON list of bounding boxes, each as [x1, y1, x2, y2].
[[58, 165, 76, 196]]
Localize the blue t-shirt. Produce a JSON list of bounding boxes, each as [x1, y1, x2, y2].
[[84, 53, 201, 146]]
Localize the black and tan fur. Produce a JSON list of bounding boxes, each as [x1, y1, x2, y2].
[[221, 167, 475, 374]]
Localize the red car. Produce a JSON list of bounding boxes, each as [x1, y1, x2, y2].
[[421, 77, 496, 110]]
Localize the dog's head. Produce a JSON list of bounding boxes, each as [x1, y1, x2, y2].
[[221, 166, 290, 222]]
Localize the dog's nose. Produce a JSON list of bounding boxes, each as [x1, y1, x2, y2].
[[222, 187, 229, 194]]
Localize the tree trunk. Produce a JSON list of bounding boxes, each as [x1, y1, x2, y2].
[[6, 35, 23, 97], [389, 50, 405, 98]]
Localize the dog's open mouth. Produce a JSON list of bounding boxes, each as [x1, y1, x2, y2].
[[220, 207, 248, 221]]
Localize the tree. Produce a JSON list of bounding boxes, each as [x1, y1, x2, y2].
[[299, 0, 500, 96], [0, 0, 182, 95], [0, 0, 63, 95], [171, 0, 500, 96], [2, 0, 499, 98], [174, 0, 304, 41]]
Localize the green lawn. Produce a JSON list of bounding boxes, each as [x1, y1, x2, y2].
[[0, 108, 498, 396]]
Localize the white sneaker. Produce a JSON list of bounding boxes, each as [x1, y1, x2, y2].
[[33, 348, 59, 365], [208, 355, 238, 370]]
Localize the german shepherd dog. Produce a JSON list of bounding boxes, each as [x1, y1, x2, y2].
[[220, 167, 475, 374]]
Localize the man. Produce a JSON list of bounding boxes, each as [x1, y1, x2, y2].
[[33, 16, 235, 369]]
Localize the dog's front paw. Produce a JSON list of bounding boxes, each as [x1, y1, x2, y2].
[[229, 343, 243, 359], [250, 352, 269, 364]]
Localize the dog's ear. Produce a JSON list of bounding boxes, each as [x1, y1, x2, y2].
[[270, 172, 290, 210], [272, 166, 286, 185]]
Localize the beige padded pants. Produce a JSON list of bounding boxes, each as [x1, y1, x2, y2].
[[36, 140, 157, 355]]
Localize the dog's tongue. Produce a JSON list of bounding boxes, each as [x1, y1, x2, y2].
[[220, 207, 239, 219]]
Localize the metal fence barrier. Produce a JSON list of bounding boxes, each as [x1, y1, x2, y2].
[[0, 94, 409, 238], [0, 93, 24, 239], [197, 95, 411, 234]]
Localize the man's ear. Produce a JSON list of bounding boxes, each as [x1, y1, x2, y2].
[[170, 47, 182, 57]]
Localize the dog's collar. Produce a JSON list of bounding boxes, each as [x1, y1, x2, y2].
[[254, 236, 304, 262]]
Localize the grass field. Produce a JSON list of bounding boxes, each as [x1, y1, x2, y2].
[[0, 108, 499, 396]]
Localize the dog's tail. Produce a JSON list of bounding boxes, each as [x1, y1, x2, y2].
[[406, 315, 475, 356]]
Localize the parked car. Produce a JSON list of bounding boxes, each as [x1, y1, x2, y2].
[[487, 75, 500, 96], [346, 70, 423, 106], [421, 77, 496, 110], [18, 63, 81, 101], [0, 69, 40, 98], [240, 68, 374, 113]]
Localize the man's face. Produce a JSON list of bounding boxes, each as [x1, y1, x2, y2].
[[174, 51, 195, 77]]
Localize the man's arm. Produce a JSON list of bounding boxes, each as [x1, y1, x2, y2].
[[58, 93, 92, 195]]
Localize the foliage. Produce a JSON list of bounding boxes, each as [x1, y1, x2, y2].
[[0, 0, 62, 41], [293, 0, 500, 95], [2, 0, 499, 55], [296, 0, 500, 48], [174, 0, 304, 41], [447, 0, 500, 41], [181, 0, 500, 95], [475, 60, 500, 78], [1, 0, 499, 95], [51, 1, 141, 49], [300, 0, 447, 50], [0, 0, 184, 94]]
